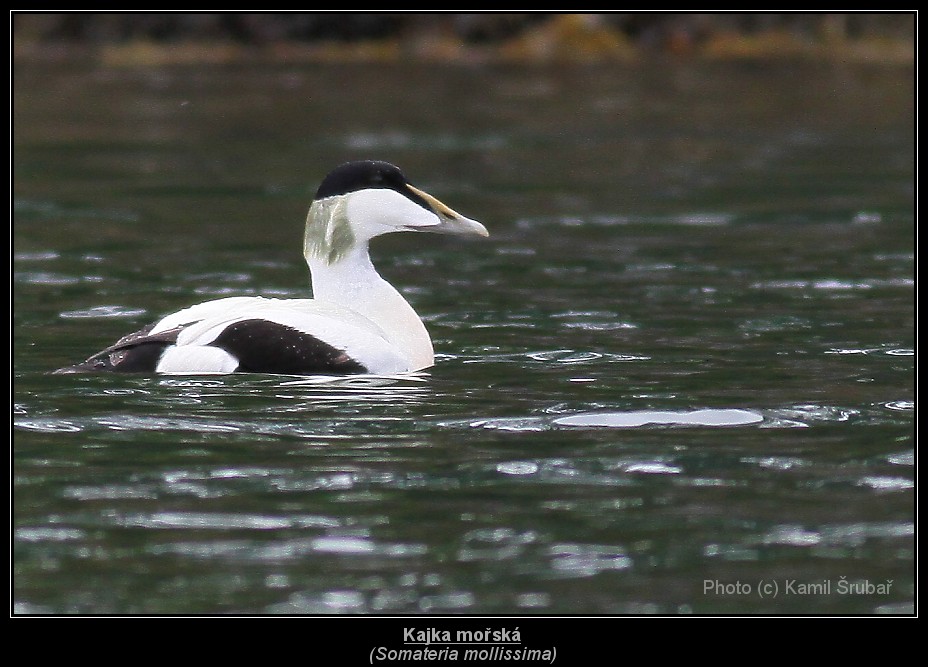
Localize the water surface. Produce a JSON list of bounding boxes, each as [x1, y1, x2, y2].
[[13, 60, 914, 615]]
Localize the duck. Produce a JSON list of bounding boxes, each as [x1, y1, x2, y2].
[[57, 160, 488, 376]]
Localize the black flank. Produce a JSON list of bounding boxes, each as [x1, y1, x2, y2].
[[211, 319, 367, 375]]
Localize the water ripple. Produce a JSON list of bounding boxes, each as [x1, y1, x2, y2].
[[857, 476, 914, 491], [469, 417, 549, 432], [771, 405, 859, 424], [16, 527, 86, 542], [97, 416, 241, 433], [310, 537, 376, 554], [457, 527, 538, 562], [63, 485, 159, 501], [819, 521, 914, 546], [886, 451, 914, 466], [751, 278, 914, 291], [419, 591, 476, 612], [554, 409, 763, 428], [16, 419, 83, 433], [60, 305, 148, 319], [547, 543, 633, 577], [623, 462, 682, 474], [267, 590, 369, 614], [516, 593, 552, 609], [761, 525, 822, 546], [465, 350, 649, 364], [16, 271, 82, 285], [14, 251, 60, 261], [123, 512, 296, 530], [496, 461, 540, 475], [825, 347, 914, 357], [742, 456, 806, 470]]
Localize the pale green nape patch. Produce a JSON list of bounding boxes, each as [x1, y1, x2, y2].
[[304, 196, 356, 265]]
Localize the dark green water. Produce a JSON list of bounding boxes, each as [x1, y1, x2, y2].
[[13, 60, 914, 615]]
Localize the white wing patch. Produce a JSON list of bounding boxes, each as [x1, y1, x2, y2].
[[156, 345, 240, 374]]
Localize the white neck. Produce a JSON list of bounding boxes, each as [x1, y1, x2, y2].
[[305, 244, 434, 371]]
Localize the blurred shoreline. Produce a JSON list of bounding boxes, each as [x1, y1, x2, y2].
[[12, 13, 916, 67]]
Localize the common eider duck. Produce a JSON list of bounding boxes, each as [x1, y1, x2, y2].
[[57, 160, 488, 376]]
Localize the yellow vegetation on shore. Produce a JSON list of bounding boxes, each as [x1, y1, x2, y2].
[[12, 12, 916, 66]]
